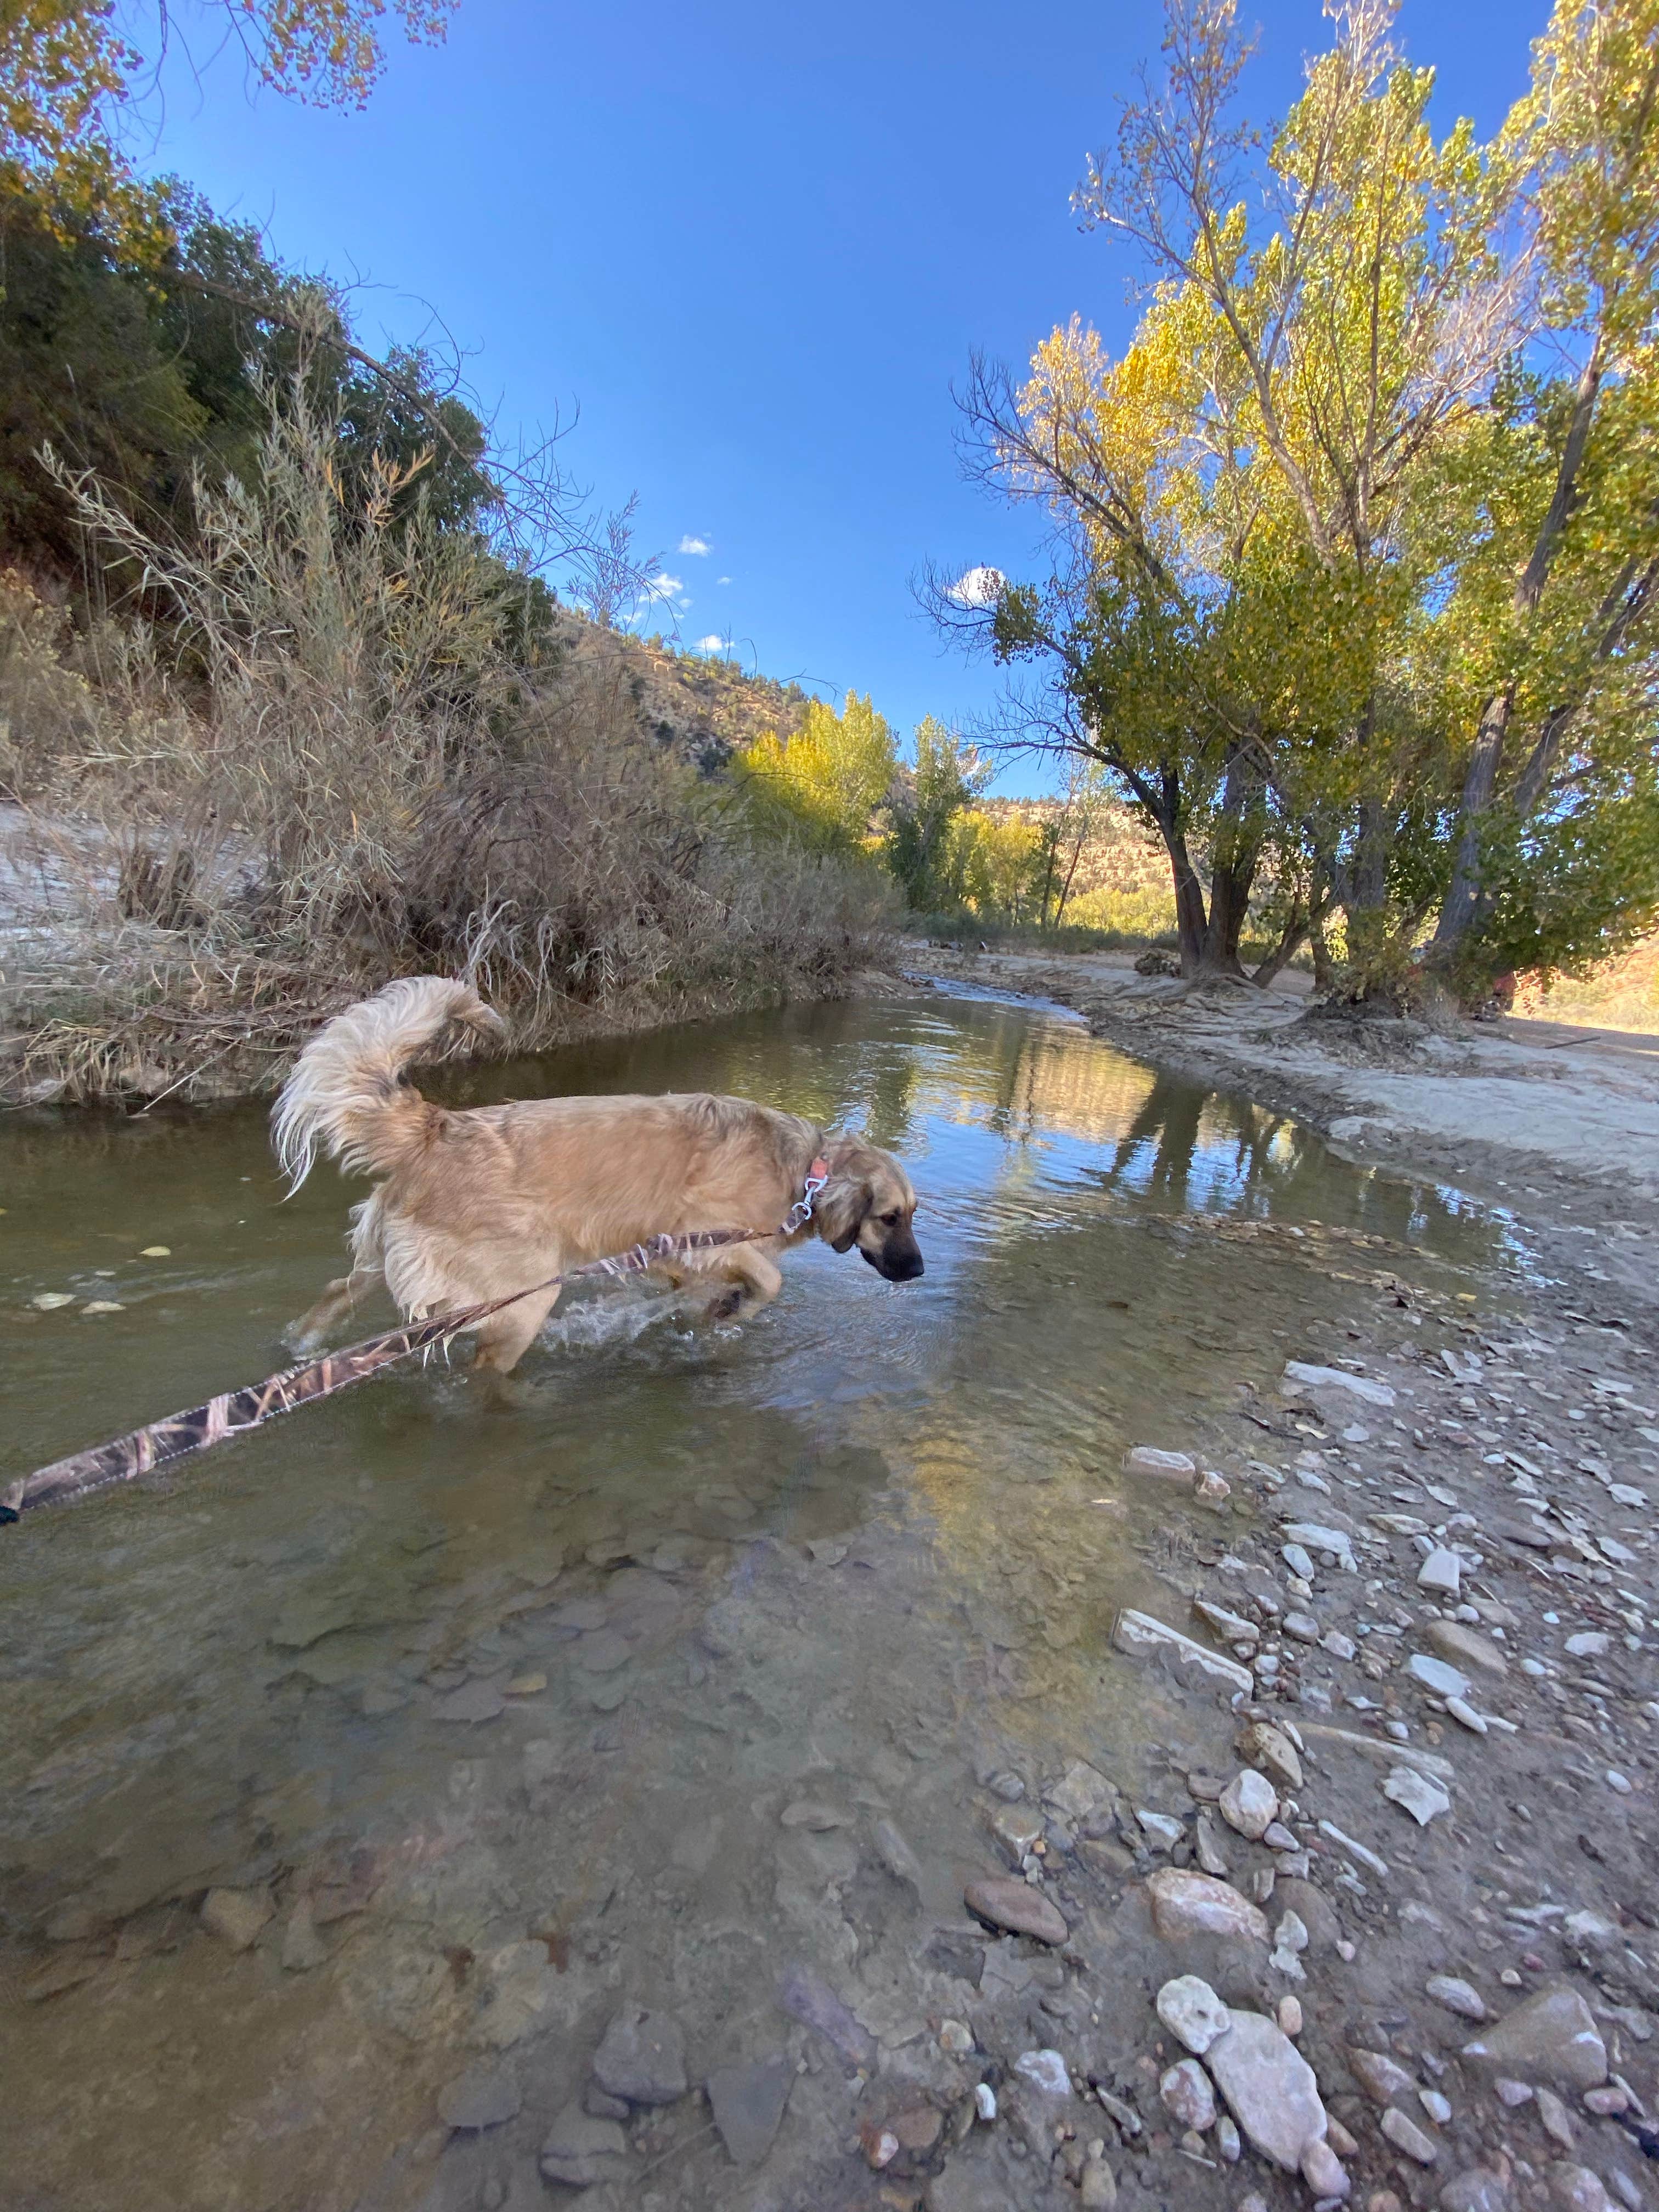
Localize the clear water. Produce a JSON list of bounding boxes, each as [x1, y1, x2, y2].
[[0, 991, 1514, 2211]]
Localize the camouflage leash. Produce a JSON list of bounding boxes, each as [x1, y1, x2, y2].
[[2, 1163, 829, 1526]]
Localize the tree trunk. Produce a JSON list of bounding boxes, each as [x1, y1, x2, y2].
[[1163, 827, 1209, 974], [1434, 687, 1511, 952], [1247, 899, 1309, 988], [1200, 848, 1256, 974]]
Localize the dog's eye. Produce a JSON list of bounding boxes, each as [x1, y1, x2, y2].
[[879, 1209, 900, 1227]]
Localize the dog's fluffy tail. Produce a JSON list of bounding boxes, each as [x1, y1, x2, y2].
[[273, 976, 504, 1191]]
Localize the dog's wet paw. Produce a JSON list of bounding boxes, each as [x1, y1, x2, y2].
[[703, 1287, 746, 1323]]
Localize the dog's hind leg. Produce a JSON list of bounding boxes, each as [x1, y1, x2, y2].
[[470, 1284, 563, 1375], [287, 1268, 381, 1352]]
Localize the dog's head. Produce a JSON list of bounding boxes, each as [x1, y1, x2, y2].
[[814, 1136, 924, 1283]]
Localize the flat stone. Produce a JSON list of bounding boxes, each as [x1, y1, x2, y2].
[[1462, 1988, 1608, 2091], [591, 2006, 687, 2104], [1440, 2164, 1517, 2211], [200, 1886, 272, 1952], [1536, 2086, 1577, 2148], [1564, 1632, 1610, 1659], [1281, 1520, 1358, 1570], [1204, 2009, 1328, 2170], [1146, 1869, 1269, 1945], [1160, 2058, 1216, 2130], [1384, 1766, 1452, 1825], [1220, 1769, 1279, 1841], [1382, 2106, 1440, 2163], [1283, 1362, 1396, 1406], [438, 2064, 522, 2131], [435, 1680, 506, 1723], [1447, 1697, 1489, 1735], [706, 2055, 792, 2168], [1112, 1609, 1254, 1694], [963, 1875, 1068, 1945], [1406, 1652, 1472, 1699], [1125, 1446, 1197, 1481], [1301, 2138, 1350, 2200], [780, 1801, 854, 1830], [1156, 1975, 1232, 2055], [1350, 2048, 1416, 2103], [1426, 1620, 1510, 1678], [1418, 1548, 1464, 1598], [1045, 1760, 1116, 1824], [1427, 1976, 1487, 2022], [1136, 1809, 1184, 1849], [1283, 1611, 1320, 1643], [990, 1802, 1046, 1862], [538, 2102, 629, 2188]]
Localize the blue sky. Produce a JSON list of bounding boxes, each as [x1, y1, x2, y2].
[[138, 0, 1536, 788]]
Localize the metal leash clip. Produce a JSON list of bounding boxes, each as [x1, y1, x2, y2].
[[782, 1159, 830, 1235]]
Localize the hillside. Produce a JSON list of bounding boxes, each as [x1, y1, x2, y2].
[[548, 613, 810, 772]]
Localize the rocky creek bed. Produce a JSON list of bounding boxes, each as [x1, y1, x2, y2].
[[3, 991, 1657, 2212]]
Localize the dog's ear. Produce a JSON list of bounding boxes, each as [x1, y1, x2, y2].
[[815, 1176, 866, 1254]]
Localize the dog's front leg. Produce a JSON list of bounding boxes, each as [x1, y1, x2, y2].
[[703, 1244, 783, 1323]]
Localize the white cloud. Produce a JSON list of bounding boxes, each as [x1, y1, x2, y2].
[[695, 634, 731, 653], [678, 535, 712, 556], [716, 574, 731, 585], [946, 564, 1005, 609], [641, 572, 683, 601]]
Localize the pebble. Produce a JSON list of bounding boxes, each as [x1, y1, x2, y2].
[[1282, 1543, 1317, 1581], [140, 1245, 171, 1256], [1125, 1445, 1197, 1481], [591, 2005, 688, 2105], [1348, 2048, 1415, 2103], [1383, 1766, 1451, 1825], [1426, 1620, 1511, 1678], [1156, 1976, 1232, 2055], [1605, 1770, 1633, 1794], [1380, 2106, 1440, 2164], [437, 2064, 522, 2131], [1080, 2153, 1118, 2208], [1565, 1632, 1610, 1658], [1462, 1988, 1609, 2090], [1216, 2113, 1241, 2162], [1145, 1869, 1270, 1944], [1136, 1808, 1185, 1849], [1205, 2010, 1328, 2170], [1550, 2165, 1614, 2211], [1282, 1361, 1396, 1406], [538, 2103, 628, 2189], [705, 2056, 792, 2169], [1284, 1612, 1320, 1643], [1242, 1723, 1304, 1790], [1278, 1995, 1303, 2036], [1219, 1769, 1279, 1841], [1160, 2058, 1216, 2130], [1405, 1652, 1472, 1699], [1583, 2085, 1629, 2117], [280, 1898, 328, 1972], [1418, 1548, 1464, 1598], [81, 1299, 124, 1314], [1426, 1975, 1487, 2022], [505, 1672, 546, 1695], [1322, 1630, 1358, 1661], [1536, 2086, 1577, 2148], [964, 1875, 1068, 1945], [435, 1680, 506, 1724], [1301, 2137, 1351, 2200], [1447, 1697, 1489, 1735], [974, 2082, 997, 2121], [1013, 2049, 1072, 2099], [31, 1292, 74, 1310], [1419, 2089, 1452, 2125], [200, 1886, 272, 1952]]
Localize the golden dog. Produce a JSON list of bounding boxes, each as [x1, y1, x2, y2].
[[274, 976, 923, 1372]]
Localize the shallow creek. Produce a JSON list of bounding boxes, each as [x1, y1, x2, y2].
[[1, 990, 1521, 2211]]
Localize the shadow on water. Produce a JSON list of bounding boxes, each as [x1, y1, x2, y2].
[[0, 989, 1522, 2212]]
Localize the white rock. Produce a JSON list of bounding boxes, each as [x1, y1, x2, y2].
[[1405, 1652, 1472, 1699], [1111, 1610, 1254, 1694], [1447, 1697, 1489, 1735], [1157, 1976, 1232, 2055], [1565, 1632, 1610, 1658], [1204, 2010, 1329, 2170], [974, 2083, 997, 2121], [1419, 2088, 1453, 2125], [1270, 1911, 1310, 1983], [1301, 2137, 1351, 2199], [31, 1292, 75, 1310], [1219, 1769, 1279, 1841], [1282, 1520, 1359, 1571], [1381, 2106, 1440, 2163], [1281, 1542, 1317, 1579], [1283, 1361, 1396, 1407], [1137, 1809, 1184, 1848], [1160, 2058, 1216, 2130], [1013, 2049, 1072, 2099], [1384, 1766, 1452, 1825], [1418, 1548, 1464, 1598], [1426, 1975, 1487, 2021], [1146, 1869, 1270, 1944], [1125, 1446, 1197, 1481]]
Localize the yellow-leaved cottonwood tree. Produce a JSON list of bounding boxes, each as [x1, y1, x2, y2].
[[940, 0, 1659, 999]]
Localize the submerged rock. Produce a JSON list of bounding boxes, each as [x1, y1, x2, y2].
[[200, 1886, 272, 1952], [591, 2005, 687, 2105], [538, 2102, 628, 2188], [963, 1875, 1068, 1946], [438, 2064, 522, 2131], [706, 2055, 792, 2169]]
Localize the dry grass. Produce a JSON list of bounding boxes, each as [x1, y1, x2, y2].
[[0, 383, 893, 1105]]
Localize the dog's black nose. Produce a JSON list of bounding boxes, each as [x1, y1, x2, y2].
[[887, 1250, 924, 1282]]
